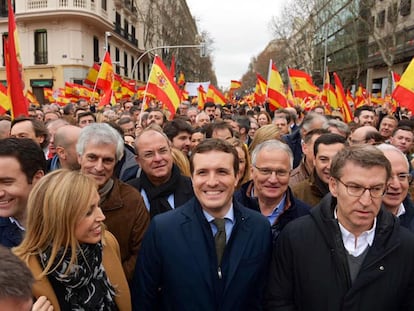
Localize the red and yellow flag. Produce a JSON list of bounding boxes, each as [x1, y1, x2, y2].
[[197, 85, 207, 109], [96, 52, 114, 108], [230, 80, 242, 91], [333, 72, 353, 123], [392, 58, 414, 112], [254, 74, 267, 104], [177, 71, 185, 86], [84, 63, 100, 86], [287, 68, 319, 99], [354, 84, 368, 107], [5, 0, 28, 118], [207, 84, 226, 105], [267, 61, 287, 110], [0, 83, 10, 113], [321, 70, 338, 110], [146, 55, 181, 118]]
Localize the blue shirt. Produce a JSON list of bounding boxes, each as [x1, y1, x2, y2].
[[203, 205, 235, 243]]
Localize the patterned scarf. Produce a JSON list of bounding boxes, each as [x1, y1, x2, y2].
[[40, 243, 118, 311]]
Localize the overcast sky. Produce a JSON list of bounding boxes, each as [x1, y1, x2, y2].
[[186, 0, 283, 89]]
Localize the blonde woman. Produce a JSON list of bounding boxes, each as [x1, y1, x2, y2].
[[248, 124, 282, 154], [14, 170, 131, 311], [228, 138, 252, 188]]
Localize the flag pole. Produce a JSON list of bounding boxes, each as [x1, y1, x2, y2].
[[138, 55, 157, 127], [90, 51, 108, 106], [265, 59, 272, 102]]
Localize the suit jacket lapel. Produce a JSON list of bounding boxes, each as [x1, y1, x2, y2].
[[180, 201, 215, 292], [224, 203, 251, 294]]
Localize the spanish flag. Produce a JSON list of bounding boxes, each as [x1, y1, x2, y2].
[[5, 0, 28, 118], [0, 83, 10, 112], [146, 55, 181, 118], [96, 52, 114, 107], [287, 68, 319, 99], [230, 80, 242, 91], [267, 61, 287, 110], [392, 58, 414, 113], [177, 71, 185, 86], [333, 72, 353, 123], [254, 74, 267, 104], [84, 63, 100, 86], [197, 85, 207, 109], [207, 84, 226, 105]]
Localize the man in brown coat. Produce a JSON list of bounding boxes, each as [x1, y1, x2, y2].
[[77, 123, 150, 281], [293, 133, 347, 207]]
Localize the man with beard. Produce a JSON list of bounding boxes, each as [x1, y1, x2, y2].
[[163, 119, 193, 157]]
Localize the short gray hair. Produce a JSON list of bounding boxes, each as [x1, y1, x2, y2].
[[76, 123, 124, 160], [251, 139, 294, 169]]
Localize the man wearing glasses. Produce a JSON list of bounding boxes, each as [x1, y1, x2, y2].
[[265, 145, 414, 310], [234, 139, 310, 242], [378, 144, 414, 232]]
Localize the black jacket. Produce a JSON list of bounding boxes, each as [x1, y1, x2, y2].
[[127, 172, 194, 217], [265, 194, 414, 311], [234, 182, 310, 243]]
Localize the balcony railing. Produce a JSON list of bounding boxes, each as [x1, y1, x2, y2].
[[25, 0, 101, 12]]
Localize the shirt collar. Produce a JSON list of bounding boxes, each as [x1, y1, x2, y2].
[[9, 217, 25, 231], [396, 203, 406, 217], [203, 204, 234, 224]]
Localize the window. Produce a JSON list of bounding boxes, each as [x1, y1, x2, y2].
[[2, 32, 8, 66], [376, 10, 385, 28], [387, 3, 398, 22], [0, 0, 7, 17], [400, 0, 411, 16], [124, 52, 128, 76], [124, 18, 129, 39], [131, 55, 135, 78], [93, 36, 99, 63], [115, 47, 120, 74], [101, 0, 107, 11], [34, 29, 48, 64]]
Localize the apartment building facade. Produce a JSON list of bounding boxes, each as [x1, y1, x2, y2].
[[0, 0, 200, 104]]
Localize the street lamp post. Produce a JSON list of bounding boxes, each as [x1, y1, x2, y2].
[[104, 31, 112, 52], [130, 43, 205, 79]]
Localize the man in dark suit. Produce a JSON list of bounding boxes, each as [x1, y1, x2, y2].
[[128, 125, 194, 218], [132, 138, 272, 311]]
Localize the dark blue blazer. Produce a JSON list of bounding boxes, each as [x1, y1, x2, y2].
[[132, 197, 272, 311], [0, 217, 23, 248]]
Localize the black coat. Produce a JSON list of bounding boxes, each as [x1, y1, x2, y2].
[[265, 194, 414, 311], [234, 182, 310, 243], [127, 171, 194, 217]]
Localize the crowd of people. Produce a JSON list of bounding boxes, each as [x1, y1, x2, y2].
[[1, 97, 414, 310]]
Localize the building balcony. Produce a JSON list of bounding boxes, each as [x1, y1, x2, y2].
[[19, 0, 107, 18]]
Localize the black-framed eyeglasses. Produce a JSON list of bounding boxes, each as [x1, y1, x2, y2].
[[253, 165, 290, 178], [336, 178, 386, 198]]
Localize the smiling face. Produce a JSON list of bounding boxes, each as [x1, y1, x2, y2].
[[251, 148, 290, 205], [329, 162, 386, 237], [136, 130, 173, 186], [382, 149, 410, 213], [0, 157, 42, 224], [75, 191, 106, 244], [78, 142, 117, 188], [191, 150, 238, 218], [314, 143, 345, 184]]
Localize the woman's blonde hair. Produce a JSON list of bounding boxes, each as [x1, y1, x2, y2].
[[171, 147, 191, 177], [248, 124, 281, 153], [14, 169, 100, 277], [228, 138, 251, 188]]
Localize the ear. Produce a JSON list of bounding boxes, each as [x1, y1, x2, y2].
[[32, 170, 45, 185], [329, 177, 338, 198], [135, 154, 141, 166], [56, 146, 66, 160], [302, 140, 307, 154], [77, 153, 82, 166]]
